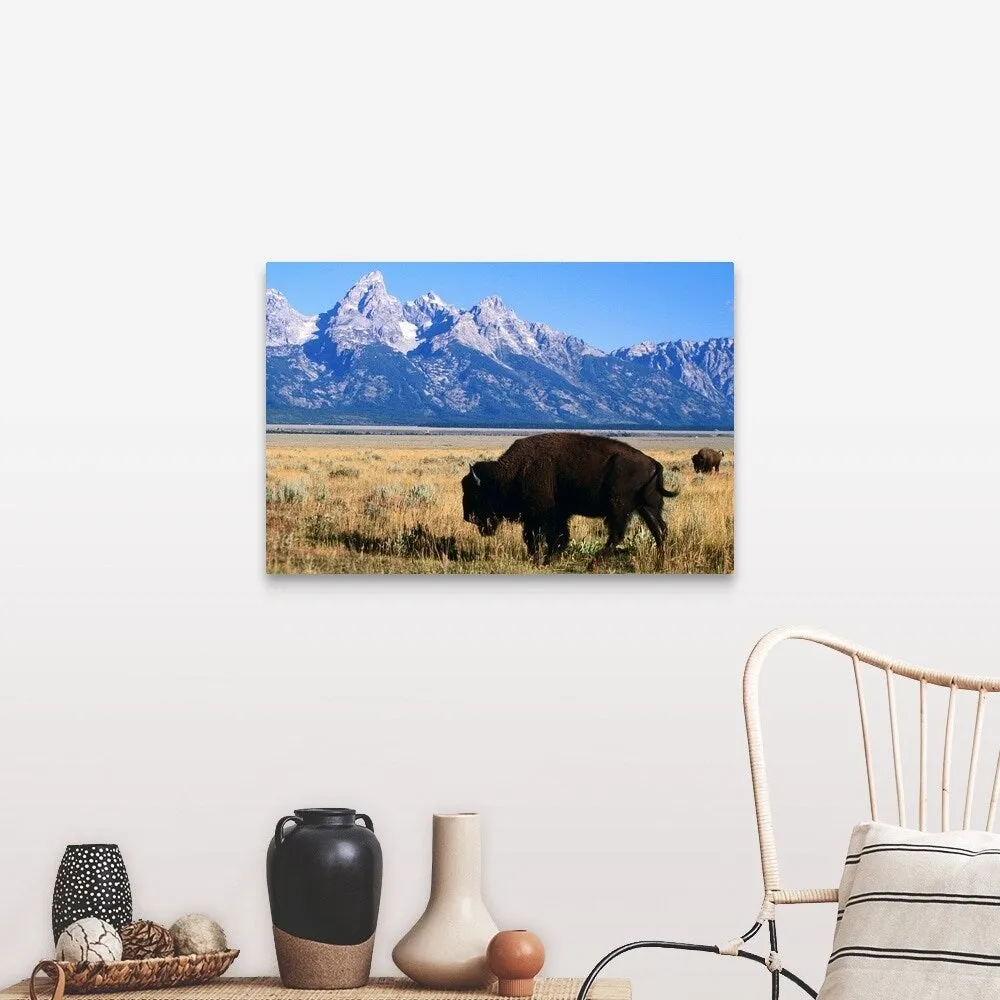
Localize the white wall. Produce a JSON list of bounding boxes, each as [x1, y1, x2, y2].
[[2, 3, 997, 996]]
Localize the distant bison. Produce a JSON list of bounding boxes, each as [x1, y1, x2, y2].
[[691, 446, 724, 474], [461, 433, 679, 563]]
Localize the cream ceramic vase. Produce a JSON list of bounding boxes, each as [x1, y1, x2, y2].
[[392, 813, 499, 988]]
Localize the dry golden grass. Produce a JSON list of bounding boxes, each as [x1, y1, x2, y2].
[[265, 437, 734, 574]]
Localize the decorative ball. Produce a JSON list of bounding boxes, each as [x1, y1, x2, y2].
[[55, 917, 124, 963], [487, 929, 545, 997], [169, 914, 227, 956], [120, 920, 174, 960]]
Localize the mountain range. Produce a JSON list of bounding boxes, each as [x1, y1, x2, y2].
[[266, 271, 734, 429]]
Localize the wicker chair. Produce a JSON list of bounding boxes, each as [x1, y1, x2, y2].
[[577, 625, 1000, 999]]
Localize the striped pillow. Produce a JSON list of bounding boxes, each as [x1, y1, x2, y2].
[[818, 821, 1000, 999]]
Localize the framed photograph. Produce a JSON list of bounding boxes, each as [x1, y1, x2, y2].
[[266, 263, 733, 574]]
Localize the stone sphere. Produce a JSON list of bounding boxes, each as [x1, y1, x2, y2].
[[55, 917, 123, 963], [169, 914, 227, 955]]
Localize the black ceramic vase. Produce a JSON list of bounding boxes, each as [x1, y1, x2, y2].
[[267, 808, 382, 989], [52, 844, 133, 943]]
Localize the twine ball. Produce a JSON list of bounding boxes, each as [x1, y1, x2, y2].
[[169, 914, 227, 955], [120, 919, 174, 960], [55, 917, 123, 963]]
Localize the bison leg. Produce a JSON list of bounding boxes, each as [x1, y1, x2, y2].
[[600, 509, 633, 555], [522, 520, 545, 561], [543, 517, 570, 562], [637, 480, 669, 568], [637, 506, 665, 548], [637, 506, 668, 568]]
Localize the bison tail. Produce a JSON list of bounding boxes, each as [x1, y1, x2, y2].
[[653, 462, 680, 498]]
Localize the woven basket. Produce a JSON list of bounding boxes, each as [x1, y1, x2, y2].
[[30, 951, 239, 997]]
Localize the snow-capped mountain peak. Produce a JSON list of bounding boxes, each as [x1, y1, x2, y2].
[[349, 269, 386, 293], [404, 291, 460, 333], [612, 338, 734, 403], [411, 290, 447, 307], [265, 288, 318, 347], [618, 340, 657, 358], [472, 294, 515, 319], [337, 270, 393, 313], [313, 271, 426, 353]]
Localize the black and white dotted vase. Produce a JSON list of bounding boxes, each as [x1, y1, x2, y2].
[[51, 844, 133, 944]]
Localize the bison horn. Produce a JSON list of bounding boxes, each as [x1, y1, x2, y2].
[[469, 463, 481, 486]]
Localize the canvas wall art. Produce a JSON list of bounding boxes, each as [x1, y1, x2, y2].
[[265, 262, 734, 574]]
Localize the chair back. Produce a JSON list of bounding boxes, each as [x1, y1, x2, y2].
[[743, 626, 1000, 906]]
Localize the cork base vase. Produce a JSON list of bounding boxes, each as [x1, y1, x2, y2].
[[392, 813, 499, 989], [267, 808, 382, 990]]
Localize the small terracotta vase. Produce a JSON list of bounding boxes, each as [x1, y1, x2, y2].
[[392, 813, 499, 988], [488, 930, 545, 997]]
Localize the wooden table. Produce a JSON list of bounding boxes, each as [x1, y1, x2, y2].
[[1, 977, 630, 1000]]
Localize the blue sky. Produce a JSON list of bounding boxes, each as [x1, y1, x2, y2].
[[266, 262, 733, 351]]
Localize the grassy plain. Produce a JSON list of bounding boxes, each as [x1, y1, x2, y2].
[[265, 433, 734, 574]]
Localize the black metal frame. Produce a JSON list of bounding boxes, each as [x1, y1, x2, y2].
[[575, 918, 818, 1000]]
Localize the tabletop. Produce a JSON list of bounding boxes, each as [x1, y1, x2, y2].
[[0, 976, 630, 1000]]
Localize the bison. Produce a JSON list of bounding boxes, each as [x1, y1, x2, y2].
[[461, 433, 679, 563], [691, 446, 724, 473]]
